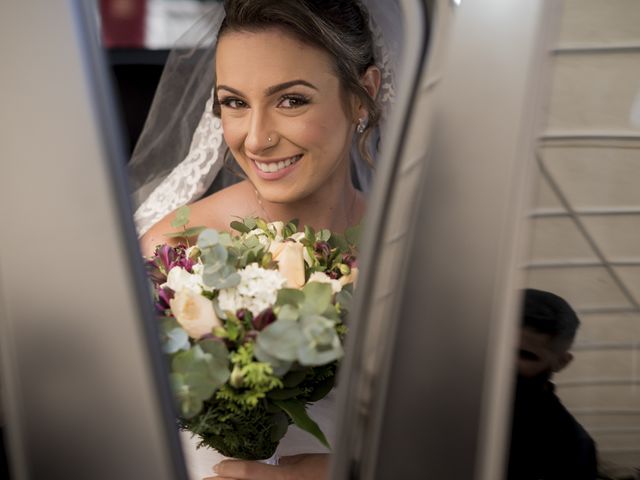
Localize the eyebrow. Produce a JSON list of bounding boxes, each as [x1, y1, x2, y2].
[[216, 79, 318, 97]]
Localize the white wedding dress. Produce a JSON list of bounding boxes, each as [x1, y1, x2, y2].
[[179, 392, 336, 479]]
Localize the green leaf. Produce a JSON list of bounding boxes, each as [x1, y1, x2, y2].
[[304, 225, 316, 243], [273, 399, 330, 449], [307, 375, 335, 402], [328, 233, 348, 252], [318, 229, 331, 242], [170, 205, 190, 228], [269, 411, 290, 442], [255, 218, 269, 232], [230, 221, 251, 233], [276, 288, 305, 307], [282, 369, 308, 388], [267, 387, 304, 400], [301, 282, 332, 316]]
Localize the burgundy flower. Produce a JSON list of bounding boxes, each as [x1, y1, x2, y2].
[[252, 308, 276, 331], [147, 244, 195, 286], [155, 286, 174, 314], [342, 253, 357, 268], [314, 241, 332, 263]]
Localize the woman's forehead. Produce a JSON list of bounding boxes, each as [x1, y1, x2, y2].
[[216, 28, 338, 89]]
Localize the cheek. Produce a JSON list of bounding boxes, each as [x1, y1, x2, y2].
[[293, 108, 351, 155], [221, 117, 243, 151]]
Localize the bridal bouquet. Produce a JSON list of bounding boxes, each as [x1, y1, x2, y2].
[[145, 208, 359, 460]]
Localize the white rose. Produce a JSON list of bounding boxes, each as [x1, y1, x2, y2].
[[307, 271, 342, 294], [339, 267, 359, 288], [170, 290, 221, 339], [289, 232, 305, 242], [270, 241, 305, 289], [165, 266, 202, 293]]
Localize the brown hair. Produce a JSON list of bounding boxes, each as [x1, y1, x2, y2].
[[214, 0, 380, 167]]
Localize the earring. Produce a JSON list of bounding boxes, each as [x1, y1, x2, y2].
[[356, 117, 367, 134]]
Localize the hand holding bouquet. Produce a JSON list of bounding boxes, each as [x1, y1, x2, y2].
[[145, 211, 359, 460]]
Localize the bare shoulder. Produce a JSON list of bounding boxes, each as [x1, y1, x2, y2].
[[139, 181, 260, 256]]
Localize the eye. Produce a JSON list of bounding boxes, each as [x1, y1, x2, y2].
[[278, 94, 310, 109], [219, 97, 248, 109]]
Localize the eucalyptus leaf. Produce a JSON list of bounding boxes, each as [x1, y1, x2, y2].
[[170, 205, 190, 228], [244, 217, 257, 230], [276, 304, 299, 322], [301, 282, 332, 316], [218, 232, 233, 246], [253, 342, 293, 376], [273, 399, 330, 449], [256, 319, 304, 361], [276, 288, 305, 307], [197, 229, 220, 248], [160, 317, 190, 354]]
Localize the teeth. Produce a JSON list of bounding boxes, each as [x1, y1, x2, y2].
[[255, 155, 300, 173]]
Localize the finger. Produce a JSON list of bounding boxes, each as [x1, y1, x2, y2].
[[214, 459, 280, 480]]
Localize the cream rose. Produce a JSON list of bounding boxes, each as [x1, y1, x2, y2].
[[269, 241, 305, 289], [170, 290, 221, 339]]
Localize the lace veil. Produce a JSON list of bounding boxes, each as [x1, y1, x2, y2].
[[129, 0, 401, 237]]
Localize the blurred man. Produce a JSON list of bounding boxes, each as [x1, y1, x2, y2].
[[507, 288, 597, 480]]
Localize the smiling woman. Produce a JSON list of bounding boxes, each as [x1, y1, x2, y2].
[[139, 3, 381, 257], [131, 1, 392, 478]]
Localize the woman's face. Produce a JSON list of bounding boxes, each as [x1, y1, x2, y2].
[[215, 28, 357, 204]]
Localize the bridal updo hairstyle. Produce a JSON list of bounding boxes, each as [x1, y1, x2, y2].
[[215, 0, 380, 166]]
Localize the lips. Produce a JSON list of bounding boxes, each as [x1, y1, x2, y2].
[[251, 154, 302, 180]]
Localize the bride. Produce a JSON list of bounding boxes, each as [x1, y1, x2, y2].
[[132, 0, 397, 478]]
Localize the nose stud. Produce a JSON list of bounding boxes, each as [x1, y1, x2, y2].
[[268, 136, 272, 143]]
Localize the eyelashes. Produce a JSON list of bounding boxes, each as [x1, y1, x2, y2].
[[217, 94, 311, 110]]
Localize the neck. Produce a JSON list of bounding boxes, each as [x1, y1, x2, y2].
[[254, 171, 362, 233]]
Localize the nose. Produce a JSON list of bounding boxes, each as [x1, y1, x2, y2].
[[244, 107, 276, 154]]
